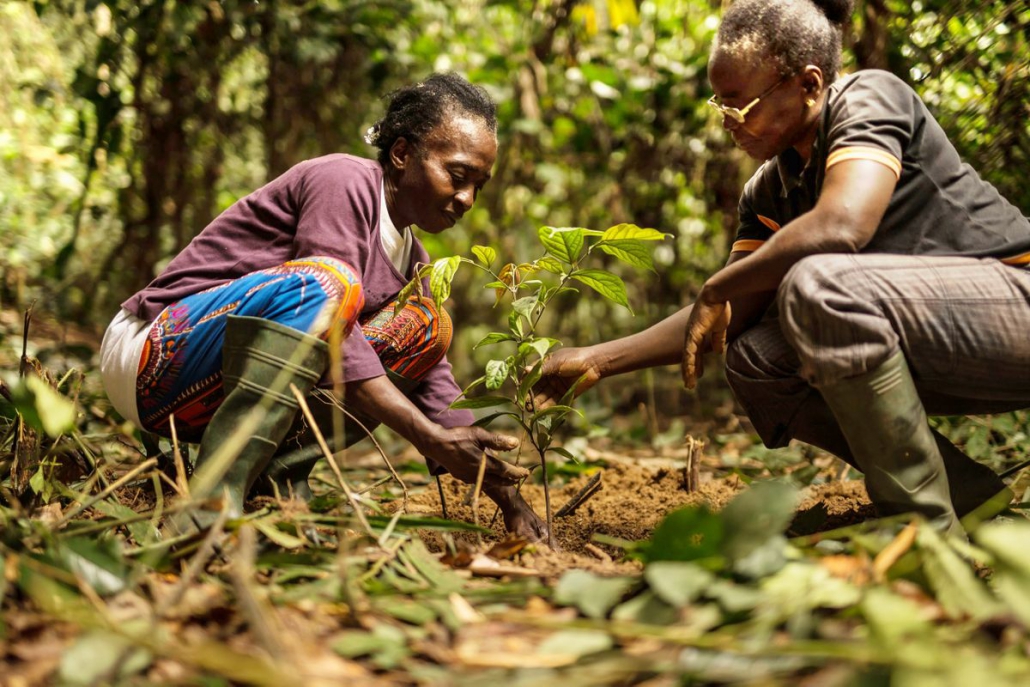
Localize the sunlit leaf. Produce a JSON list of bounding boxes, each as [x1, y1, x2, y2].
[[553, 569, 637, 619], [569, 269, 630, 311], [600, 223, 667, 242], [471, 244, 496, 267], [719, 481, 798, 566], [10, 374, 77, 438], [643, 505, 725, 565], [599, 240, 656, 272], [644, 561, 714, 607], [450, 395, 513, 410], [429, 256, 461, 307], [536, 256, 565, 274], [538, 226, 585, 263], [917, 524, 1002, 620], [474, 332, 515, 349], [485, 359, 511, 390]]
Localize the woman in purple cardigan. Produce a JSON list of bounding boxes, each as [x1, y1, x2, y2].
[[100, 73, 546, 540]]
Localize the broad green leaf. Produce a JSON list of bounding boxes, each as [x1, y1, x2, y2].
[[600, 223, 667, 242], [507, 310, 524, 337], [474, 332, 516, 349], [462, 376, 486, 397], [393, 278, 421, 316], [59, 630, 152, 686], [536, 256, 565, 274], [512, 295, 539, 320], [643, 505, 725, 565], [10, 375, 77, 438], [599, 240, 656, 272], [610, 590, 679, 625], [719, 481, 798, 564], [570, 270, 630, 310], [91, 499, 160, 547], [861, 586, 933, 645], [450, 395, 513, 410], [644, 561, 714, 607], [548, 446, 579, 462], [518, 361, 545, 402], [253, 517, 306, 549], [375, 597, 438, 626], [529, 404, 580, 424], [553, 570, 637, 619], [332, 624, 410, 669], [485, 359, 511, 390], [429, 256, 461, 307], [471, 245, 496, 267], [973, 520, 1030, 625], [538, 226, 585, 263], [47, 537, 132, 596], [472, 411, 525, 429], [917, 524, 1002, 620], [536, 629, 613, 658]]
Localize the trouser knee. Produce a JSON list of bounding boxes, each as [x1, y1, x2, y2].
[[269, 256, 365, 339], [362, 297, 453, 383]]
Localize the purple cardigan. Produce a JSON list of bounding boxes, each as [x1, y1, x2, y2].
[[122, 154, 474, 429]]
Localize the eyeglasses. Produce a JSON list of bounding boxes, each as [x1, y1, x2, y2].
[[707, 76, 789, 124]]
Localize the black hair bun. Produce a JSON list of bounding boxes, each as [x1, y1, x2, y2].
[[812, 0, 853, 25]]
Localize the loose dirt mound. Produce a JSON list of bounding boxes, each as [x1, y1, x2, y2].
[[402, 460, 875, 577]]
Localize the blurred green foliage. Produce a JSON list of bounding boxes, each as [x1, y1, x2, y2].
[[1, 0, 1027, 413]]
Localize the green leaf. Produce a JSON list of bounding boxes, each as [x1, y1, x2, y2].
[[332, 624, 409, 669], [512, 295, 539, 320], [538, 226, 585, 263], [917, 523, 1002, 620], [610, 590, 679, 625], [530, 404, 580, 425], [553, 570, 637, 619], [10, 375, 77, 438], [548, 446, 579, 462], [472, 411, 525, 428], [600, 223, 668, 242], [474, 332, 516, 349], [59, 630, 152, 686], [644, 561, 714, 607], [569, 270, 630, 311], [643, 505, 725, 565], [47, 537, 133, 596], [536, 629, 613, 658], [450, 395, 514, 410], [599, 240, 656, 272], [429, 256, 461, 308], [374, 597, 438, 626], [536, 256, 565, 274], [253, 516, 306, 549], [719, 481, 798, 564], [485, 359, 511, 391], [471, 245, 496, 267], [973, 520, 1030, 625], [393, 278, 421, 316]]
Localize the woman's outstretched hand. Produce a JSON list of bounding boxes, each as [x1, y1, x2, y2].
[[532, 347, 604, 410], [682, 293, 732, 390]]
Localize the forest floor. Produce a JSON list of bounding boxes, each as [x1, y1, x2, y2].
[[2, 304, 1029, 686]]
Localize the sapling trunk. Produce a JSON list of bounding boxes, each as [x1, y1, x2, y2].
[[537, 443, 555, 549]]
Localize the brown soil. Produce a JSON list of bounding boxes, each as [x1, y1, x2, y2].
[[401, 460, 875, 579]]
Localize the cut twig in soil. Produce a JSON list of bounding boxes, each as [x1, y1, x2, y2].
[[464, 452, 489, 545], [168, 414, 189, 496], [437, 475, 449, 519], [539, 449, 555, 550], [555, 471, 602, 518], [682, 436, 704, 493]]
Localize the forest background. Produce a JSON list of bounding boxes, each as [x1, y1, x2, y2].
[[3, 0, 1028, 417]]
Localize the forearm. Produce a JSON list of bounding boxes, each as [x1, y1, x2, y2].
[[704, 213, 856, 304], [593, 305, 694, 376], [344, 375, 442, 451]]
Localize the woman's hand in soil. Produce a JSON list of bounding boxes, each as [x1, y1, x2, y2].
[[416, 426, 529, 486], [482, 481, 548, 542], [682, 291, 731, 390], [532, 347, 604, 410]]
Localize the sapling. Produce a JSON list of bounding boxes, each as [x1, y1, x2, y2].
[[399, 223, 667, 547]]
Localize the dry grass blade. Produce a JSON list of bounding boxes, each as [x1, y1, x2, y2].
[[312, 388, 410, 511], [55, 457, 157, 527], [290, 384, 376, 540], [169, 414, 189, 496], [872, 520, 918, 583], [230, 524, 288, 662]]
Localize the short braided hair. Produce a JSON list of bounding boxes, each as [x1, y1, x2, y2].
[[365, 73, 497, 167], [715, 0, 853, 84]]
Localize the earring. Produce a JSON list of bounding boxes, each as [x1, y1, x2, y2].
[[805, 98, 816, 107]]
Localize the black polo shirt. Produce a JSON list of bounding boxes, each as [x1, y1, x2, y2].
[[732, 69, 1030, 265]]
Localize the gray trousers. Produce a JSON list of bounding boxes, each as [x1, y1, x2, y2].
[[726, 254, 1030, 469]]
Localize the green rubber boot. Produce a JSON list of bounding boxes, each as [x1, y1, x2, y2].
[[174, 315, 329, 532], [260, 369, 419, 501], [819, 351, 963, 537]]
